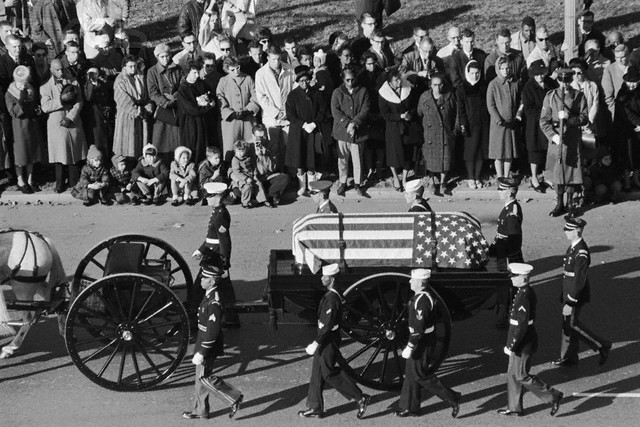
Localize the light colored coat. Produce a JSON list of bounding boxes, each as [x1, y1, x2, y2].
[[39, 77, 87, 165], [76, 0, 114, 59], [113, 72, 148, 158], [254, 62, 295, 127], [601, 61, 627, 117], [487, 75, 521, 160], [216, 73, 260, 156]]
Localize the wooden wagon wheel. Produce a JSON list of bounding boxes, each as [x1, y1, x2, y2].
[[72, 234, 194, 299], [65, 274, 190, 391], [338, 272, 452, 391]]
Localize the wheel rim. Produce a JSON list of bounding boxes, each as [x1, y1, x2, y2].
[[339, 273, 451, 391], [65, 274, 190, 391]]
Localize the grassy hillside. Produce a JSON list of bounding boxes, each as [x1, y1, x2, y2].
[[128, 0, 640, 52]]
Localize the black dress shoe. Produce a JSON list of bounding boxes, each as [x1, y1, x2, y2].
[[356, 394, 370, 419], [229, 395, 243, 419], [451, 391, 462, 418], [298, 408, 322, 418], [83, 199, 96, 207], [393, 409, 417, 417], [550, 392, 563, 416], [336, 183, 346, 197], [497, 409, 523, 416], [30, 183, 41, 192], [599, 343, 612, 365], [182, 411, 208, 419], [552, 357, 578, 367], [17, 184, 34, 194]]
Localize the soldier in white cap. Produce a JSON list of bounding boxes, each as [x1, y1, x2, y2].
[[298, 263, 370, 419], [192, 182, 240, 327], [404, 179, 432, 212], [498, 263, 563, 417], [395, 268, 461, 418]]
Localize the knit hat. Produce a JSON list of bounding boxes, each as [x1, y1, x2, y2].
[[294, 65, 313, 82], [153, 43, 171, 57], [87, 145, 102, 160]]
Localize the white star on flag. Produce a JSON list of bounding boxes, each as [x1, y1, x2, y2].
[[449, 244, 457, 252], [415, 257, 423, 264], [416, 244, 424, 251], [418, 221, 425, 226], [418, 231, 425, 237], [442, 225, 450, 232], [457, 251, 464, 258]]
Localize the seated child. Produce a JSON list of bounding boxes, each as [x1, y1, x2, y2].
[[229, 140, 259, 208], [131, 144, 169, 205], [71, 145, 110, 206], [170, 146, 198, 206], [589, 146, 623, 204], [198, 146, 228, 205], [253, 124, 289, 207], [109, 154, 133, 204]]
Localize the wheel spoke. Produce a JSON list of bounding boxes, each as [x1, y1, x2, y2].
[[131, 289, 158, 322], [159, 250, 169, 260], [89, 257, 105, 272], [81, 274, 99, 284], [76, 306, 117, 325], [138, 302, 173, 325], [75, 334, 118, 347], [94, 290, 123, 322], [361, 341, 383, 376], [136, 336, 177, 362], [143, 242, 151, 258], [137, 330, 184, 341], [358, 288, 376, 316], [376, 284, 390, 320], [133, 338, 163, 376], [380, 347, 390, 382], [97, 341, 122, 378], [131, 347, 143, 385], [138, 319, 183, 331], [117, 345, 128, 384], [345, 337, 380, 363], [391, 283, 401, 318], [81, 337, 119, 364], [128, 282, 138, 322], [394, 304, 408, 323], [112, 285, 128, 322], [170, 266, 182, 275]]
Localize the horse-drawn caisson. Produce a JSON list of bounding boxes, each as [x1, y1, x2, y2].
[[0, 211, 510, 392]]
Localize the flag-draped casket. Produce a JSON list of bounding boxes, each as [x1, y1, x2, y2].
[[292, 212, 490, 274]]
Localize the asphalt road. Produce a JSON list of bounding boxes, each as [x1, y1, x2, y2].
[[1, 193, 639, 426]]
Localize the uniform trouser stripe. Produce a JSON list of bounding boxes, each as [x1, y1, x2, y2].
[[561, 306, 606, 360]]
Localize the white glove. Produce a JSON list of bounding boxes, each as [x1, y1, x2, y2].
[[562, 304, 574, 316], [558, 110, 568, 120], [551, 134, 561, 145], [192, 353, 204, 365], [503, 346, 513, 356], [305, 341, 319, 355], [192, 250, 202, 260], [401, 346, 413, 359]]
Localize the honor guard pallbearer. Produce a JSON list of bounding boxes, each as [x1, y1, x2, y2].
[[309, 180, 339, 213], [404, 179, 432, 212]]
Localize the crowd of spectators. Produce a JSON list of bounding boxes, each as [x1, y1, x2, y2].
[[0, 1, 638, 208]]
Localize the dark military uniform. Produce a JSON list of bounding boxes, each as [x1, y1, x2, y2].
[[399, 291, 458, 413], [505, 286, 560, 413], [306, 288, 363, 411], [560, 238, 608, 362], [191, 290, 241, 417], [316, 200, 338, 214], [495, 199, 524, 268], [408, 198, 432, 212]]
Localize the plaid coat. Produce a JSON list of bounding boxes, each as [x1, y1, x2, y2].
[[31, 0, 79, 58]]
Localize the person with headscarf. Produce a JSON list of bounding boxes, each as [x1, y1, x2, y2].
[[522, 60, 557, 192], [311, 48, 336, 174], [487, 56, 522, 178], [216, 56, 260, 162], [569, 57, 603, 161], [113, 54, 154, 159], [5, 65, 43, 193], [613, 65, 640, 190], [456, 60, 489, 189], [147, 43, 183, 163], [358, 51, 385, 183]]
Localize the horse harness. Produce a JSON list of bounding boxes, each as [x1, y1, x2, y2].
[[0, 229, 51, 285]]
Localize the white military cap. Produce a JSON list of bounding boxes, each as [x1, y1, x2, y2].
[[322, 263, 340, 276], [404, 179, 423, 193], [411, 268, 431, 280], [508, 263, 534, 276], [203, 182, 228, 195]]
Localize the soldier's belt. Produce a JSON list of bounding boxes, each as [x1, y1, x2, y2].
[[424, 326, 434, 333], [206, 238, 220, 244], [509, 319, 534, 326], [563, 271, 575, 277]]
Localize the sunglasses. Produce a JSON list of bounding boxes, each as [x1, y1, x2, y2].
[[220, 47, 231, 51], [344, 78, 355, 82], [184, 40, 195, 44], [537, 37, 548, 41]]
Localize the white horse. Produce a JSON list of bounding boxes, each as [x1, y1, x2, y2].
[[0, 229, 66, 358]]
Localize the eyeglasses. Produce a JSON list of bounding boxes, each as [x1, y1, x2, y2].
[[220, 47, 231, 51], [537, 37, 548, 41], [184, 40, 195, 45], [298, 78, 310, 82], [344, 78, 355, 82], [574, 71, 583, 75]]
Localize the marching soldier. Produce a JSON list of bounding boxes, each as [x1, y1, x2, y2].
[[404, 179, 432, 212], [309, 180, 339, 213], [182, 266, 243, 420], [192, 182, 240, 328], [298, 263, 370, 419], [491, 177, 524, 328], [498, 263, 563, 417], [395, 269, 461, 418], [553, 216, 611, 366]]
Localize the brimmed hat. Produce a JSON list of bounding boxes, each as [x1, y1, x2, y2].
[[564, 215, 586, 231], [411, 269, 431, 280], [203, 182, 228, 195], [308, 180, 332, 193], [294, 65, 313, 82], [322, 263, 340, 276], [201, 263, 222, 280], [508, 263, 533, 286], [87, 145, 102, 160], [404, 179, 424, 193], [497, 177, 520, 190], [623, 66, 640, 83], [529, 60, 548, 76]]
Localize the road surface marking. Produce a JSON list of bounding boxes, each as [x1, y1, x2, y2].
[[573, 393, 640, 398]]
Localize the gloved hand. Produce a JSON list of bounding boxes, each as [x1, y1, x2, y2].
[[192, 250, 202, 260], [558, 110, 568, 120], [227, 112, 238, 121], [562, 304, 573, 316], [305, 341, 319, 355], [401, 346, 413, 359], [192, 352, 204, 365], [552, 134, 561, 145], [503, 346, 513, 356]]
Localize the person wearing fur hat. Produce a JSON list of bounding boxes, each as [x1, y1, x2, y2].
[[170, 146, 197, 206], [130, 144, 169, 205], [71, 145, 110, 206], [298, 263, 370, 419]]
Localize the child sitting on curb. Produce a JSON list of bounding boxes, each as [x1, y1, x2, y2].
[[170, 146, 198, 206], [198, 146, 228, 205], [131, 144, 169, 205], [229, 140, 258, 208], [110, 154, 133, 204], [71, 145, 110, 206]]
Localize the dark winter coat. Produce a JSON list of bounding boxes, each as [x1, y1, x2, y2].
[[177, 0, 211, 37], [176, 78, 216, 165], [147, 62, 183, 153], [330, 84, 370, 143], [357, 66, 385, 141], [456, 80, 490, 160], [132, 157, 169, 183], [417, 90, 457, 173], [522, 77, 555, 152]]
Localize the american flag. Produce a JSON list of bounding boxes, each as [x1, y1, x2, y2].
[[292, 212, 489, 273]]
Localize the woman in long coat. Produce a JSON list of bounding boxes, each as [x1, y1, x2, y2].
[[417, 73, 457, 195], [522, 60, 557, 191], [540, 69, 588, 216], [487, 56, 522, 178], [217, 56, 260, 162], [177, 60, 216, 165], [378, 68, 421, 191], [113, 55, 153, 159], [456, 60, 489, 189], [358, 51, 385, 183], [613, 66, 640, 190], [5, 66, 43, 193], [146, 44, 183, 163], [285, 65, 332, 196]]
